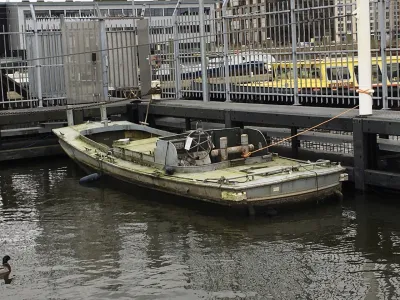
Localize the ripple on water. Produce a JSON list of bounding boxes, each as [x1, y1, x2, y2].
[[2, 160, 400, 299]]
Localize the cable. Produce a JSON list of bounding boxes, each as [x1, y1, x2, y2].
[[242, 104, 359, 158]]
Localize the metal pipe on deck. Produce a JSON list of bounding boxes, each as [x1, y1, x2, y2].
[[356, 0, 373, 116], [211, 144, 254, 158], [220, 136, 228, 161]]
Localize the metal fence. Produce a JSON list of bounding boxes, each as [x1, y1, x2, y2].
[[145, 0, 400, 109], [0, 18, 140, 109], [2, 1, 400, 109]]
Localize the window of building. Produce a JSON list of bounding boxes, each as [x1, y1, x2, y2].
[[143, 8, 150, 17], [81, 10, 94, 17], [109, 9, 123, 17], [151, 27, 164, 35], [35, 10, 50, 18], [50, 10, 64, 17], [150, 8, 163, 17], [24, 10, 32, 19], [65, 10, 79, 18], [100, 9, 108, 17], [123, 9, 133, 16], [165, 8, 174, 16], [179, 8, 190, 15], [204, 7, 210, 15], [190, 8, 199, 15]]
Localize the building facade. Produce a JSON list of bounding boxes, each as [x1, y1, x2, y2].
[[334, 0, 400, 43]]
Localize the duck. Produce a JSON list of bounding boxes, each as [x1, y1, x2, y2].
[[0, 255, 12, 283]]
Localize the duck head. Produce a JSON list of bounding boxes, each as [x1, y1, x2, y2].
[[2, 255, 10, 265]]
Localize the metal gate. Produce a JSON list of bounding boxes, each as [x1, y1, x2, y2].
[[61, 19, 107, 105]]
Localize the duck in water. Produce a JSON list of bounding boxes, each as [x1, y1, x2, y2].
[[0, 255, 12, 284]]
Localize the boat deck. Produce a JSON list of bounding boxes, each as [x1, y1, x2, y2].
[[113, 131, 334, 186], [117, 137, 159, 155]]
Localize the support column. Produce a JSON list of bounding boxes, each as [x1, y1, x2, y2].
[[100, 104, 108, 127], [73, 109, 84, 125], [291, 127, 299, 158], [224, 110, 232, 128], [357, 0, 373, 115], [353, 118, 378, 191], [185, 118, 191, 131], [67, 107, 74, 126]]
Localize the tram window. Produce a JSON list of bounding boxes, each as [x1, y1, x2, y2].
[[387, 63, 400, 81], [372, 65, 382, 82], [298, 67, 321, 79], [326, 67, 351, 80], [278, 67, 294, 79], [354, 65, 383, 82]]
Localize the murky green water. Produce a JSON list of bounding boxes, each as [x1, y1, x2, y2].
[[1, 158, 400, 299]]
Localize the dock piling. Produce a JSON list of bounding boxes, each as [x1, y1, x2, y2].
[[66, 107, 74, 126]]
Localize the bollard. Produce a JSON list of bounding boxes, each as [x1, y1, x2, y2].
[[220, 136, 228, 161]]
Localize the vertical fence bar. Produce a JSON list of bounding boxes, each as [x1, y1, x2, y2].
[[357, 0, 373, 115], [99, 18, 109, 103], [173, 1, 182, 99], [290, 0, 299, 105], [30, 5, 43, 108], [379, 0, 388, 110], [222, 0, 230, 102], [199, 0, 209, 102]]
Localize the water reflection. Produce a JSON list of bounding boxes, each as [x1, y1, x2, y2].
[[0, 159, 400, 299]]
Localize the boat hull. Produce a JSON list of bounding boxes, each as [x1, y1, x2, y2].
[[59, 138, 343, 208]]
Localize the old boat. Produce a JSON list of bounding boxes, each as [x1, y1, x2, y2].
[[53, 121, 348, 211]]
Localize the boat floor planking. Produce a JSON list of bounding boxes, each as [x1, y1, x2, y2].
[[53, 121, 347, 208]]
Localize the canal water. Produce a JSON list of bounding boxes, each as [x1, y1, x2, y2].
[[1, 158, 400, 300]]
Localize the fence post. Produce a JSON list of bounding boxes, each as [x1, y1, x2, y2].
[[379, 0, 388, 110], [99, 18, 109, 103], [131, 1, 139, 88], [30, 4, 43, 108], [289, 0, 299, 106], [222, 0, 231, 102], [99, 18, 109, 126], [137, 19, 152, 99], [199, 0, 209, 102], [357, 0, 373, 115], [173, 1, 182, 99]]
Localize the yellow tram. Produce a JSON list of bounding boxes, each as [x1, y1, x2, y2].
[[240, 56, 400, 97]]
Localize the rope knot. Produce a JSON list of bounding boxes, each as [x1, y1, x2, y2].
[[356, 89, 375, 96]]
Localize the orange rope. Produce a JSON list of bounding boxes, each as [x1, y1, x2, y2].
[[356, 89, 374, 96], [242, 104, 359, 158]]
